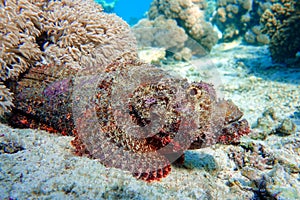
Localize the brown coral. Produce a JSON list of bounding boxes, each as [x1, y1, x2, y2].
[[212, 0, 255, 42], [0, 84, 13, 116], [148, 0, 218, 55], [0, 0, 43, 115], [0, 0, 137, 116], [132, 16, 189, 60], [212, 0, 273, 45], [268, 14, 300, 62], [260, 0, 297, 38], [260, 0, 300, 62]]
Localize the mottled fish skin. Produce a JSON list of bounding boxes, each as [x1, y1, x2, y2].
[[7, 60, 250, 182]]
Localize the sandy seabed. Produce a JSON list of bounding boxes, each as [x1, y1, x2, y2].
[[0, 43, 299, 199]]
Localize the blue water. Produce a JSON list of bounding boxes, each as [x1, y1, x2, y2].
[[95, 0, 153, 25]]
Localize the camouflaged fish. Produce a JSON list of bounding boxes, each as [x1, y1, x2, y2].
[[7, 59, 250, 182]]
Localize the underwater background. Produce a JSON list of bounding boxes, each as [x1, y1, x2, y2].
[[96, 0, 153, 25], [0, 0, 299, 199], [97, 0, 300, 63]]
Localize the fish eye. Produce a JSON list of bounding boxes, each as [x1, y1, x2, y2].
[[189, 88, 198, 96]]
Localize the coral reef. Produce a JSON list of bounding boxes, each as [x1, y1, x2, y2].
[[244, 25, 270, 45], [147, 0, 218, 57], [1, 0, 250, 182], [132, 16, 190, 60], [0, 0, 42, 115], [260, 0, 296, 38], [212, 0, 300, 54], [260, 0, 300, 62], [212, 0, 251, 42], [0, 0, 137, 116], [212, 0, 270, 44], [0, 84, 14, 116]]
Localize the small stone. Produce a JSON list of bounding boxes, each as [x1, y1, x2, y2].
[[276, 118, 297, 136], [266, 165, 300, 199], [254, 108, 279, 137], [0, 141, 25, 154], [241, 167, 263, 181]]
